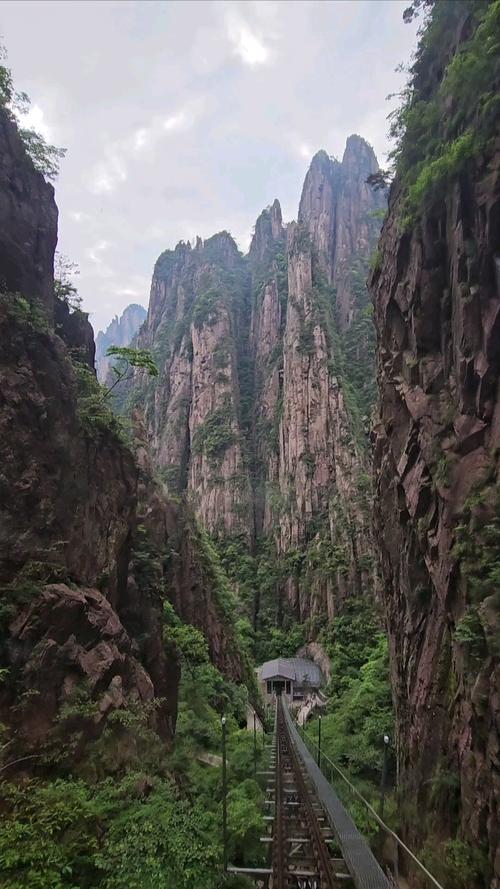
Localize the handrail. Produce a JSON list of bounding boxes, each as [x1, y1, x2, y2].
[[297, 721, 445, 889]]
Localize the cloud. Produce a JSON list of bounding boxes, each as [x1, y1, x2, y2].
[[1, 0, 419, 335], [164, 111, 187, 131], [90, 100, 203, 195], [89, 154, 127, 195], [225, 13, 271, 66], [85, 240, 112, 264], [15, 103, 52, 140]]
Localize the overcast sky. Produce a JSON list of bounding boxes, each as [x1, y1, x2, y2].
[[0, 0, 418, 334]]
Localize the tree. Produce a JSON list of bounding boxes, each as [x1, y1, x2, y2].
[[402, 0, 434, 24], [366, 170, 391, 191], [54, 253, 82, 310], [105, 346, 158, 396], [0, 44, 66, 181]]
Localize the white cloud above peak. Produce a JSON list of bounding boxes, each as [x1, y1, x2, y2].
[[225, 13, 271, 67]]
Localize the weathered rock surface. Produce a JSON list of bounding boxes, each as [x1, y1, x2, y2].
[[95, 302, 146, 381], [132, 136, 384, 626], [0, 106, 57, 316], [0, 299, 136, 592], [8, 584, 156, 744], [135, 233, 252, 536], [372, 123, 500, 887], [299, 136, 385, 330], [0, 107, 246, 761], [54, 294, 96, 368]]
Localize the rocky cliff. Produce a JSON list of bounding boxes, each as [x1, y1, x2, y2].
[[95, 302, 147, 381], [0, 104, 246, 764], [0, 105, 57, 318], [371, 1, 500, 882], [131, 135, 385, 627]]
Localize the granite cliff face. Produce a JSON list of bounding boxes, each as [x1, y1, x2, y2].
[[0, 106, 57, 317], [95, 303, 146, 381], [0, 105, 245, 762], [134, 233, 252, 536], [132, 135, 385, 625], [371, 1, 500, 880]]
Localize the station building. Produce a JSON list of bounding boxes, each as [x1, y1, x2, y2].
[[258, 657, 322, 703]]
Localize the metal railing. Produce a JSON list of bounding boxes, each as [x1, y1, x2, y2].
[[297, 718, 445, 889]]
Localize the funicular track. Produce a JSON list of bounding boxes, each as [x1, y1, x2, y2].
[[269, 697, 389, 889], [271, 696, 339, 888]]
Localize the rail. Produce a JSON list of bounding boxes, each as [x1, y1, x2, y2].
[[282, 701, 389, 889], [297, 717, 445, 889]]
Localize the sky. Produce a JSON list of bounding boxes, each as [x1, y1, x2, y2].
[[0, 0, 419, 334]]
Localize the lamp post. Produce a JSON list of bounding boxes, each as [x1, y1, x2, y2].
[[380, 733, 390, 819], [317, 714, 322, 769], [221, 716, 228, 871], [253, 711, 257, 776]]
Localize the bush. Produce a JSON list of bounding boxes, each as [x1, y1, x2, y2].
[[192, 404, 236, 462]]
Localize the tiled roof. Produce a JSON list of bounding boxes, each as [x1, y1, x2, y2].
[[259, 657, 322, 686]]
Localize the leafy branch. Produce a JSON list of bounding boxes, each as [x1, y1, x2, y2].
[[105, 345, 158, 397], [0, 43, 66, 180]]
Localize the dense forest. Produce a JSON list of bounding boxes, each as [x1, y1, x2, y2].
[[0, 1, 499, 887]]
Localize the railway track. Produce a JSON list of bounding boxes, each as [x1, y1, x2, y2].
[[230, 697, 389, 887], [270, 696, 351, 888]]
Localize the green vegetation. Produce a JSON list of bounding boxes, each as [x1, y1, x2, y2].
[[420, 836, 491, 889], [453, 607, 486, 661], [192, 287, 222, 329], [192, 402, 236, 463], [297, 598, 395, 842], [0, 518, 262, 889], [0, 44, 66, 179], [73, 361, 131, 446], [391, 0, 499, 223], [453, 482, 500, 606], [0, 663, 263, 889], [105, 346, 158, 395], [1, 291, 49, 333]]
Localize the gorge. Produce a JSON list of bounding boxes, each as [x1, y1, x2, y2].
[[0, 1, 499, 887]]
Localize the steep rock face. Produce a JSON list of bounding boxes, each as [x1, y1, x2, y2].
[[0, 106, 57, 316], [95, 303, 147, 381], [372, 102, 500, 889], [0, 301, 135, 593], [135, 233, 252, 536], [299, 137, 385, 330], [131, 420, 247, 681], [54, 294, 96, 368], [249, 202, 286, 535], [133, 137, 383, 627], [0, 295, 179, 747], [0, 111, 246, 760], [298, 149, 340, 283], [276, 223, 369, 618], [8, 584, 157, 745]]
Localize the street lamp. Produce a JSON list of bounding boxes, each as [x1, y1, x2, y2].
[[317, 714, 322, 768], [221, 717, 228, 871], [380, 733, 390, 819]]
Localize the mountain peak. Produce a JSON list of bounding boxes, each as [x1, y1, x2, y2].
[[249, 199, 285, 262]]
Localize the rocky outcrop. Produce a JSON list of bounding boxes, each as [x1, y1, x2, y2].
[[249, 202, 286, 535], [131, 419, 247, 681], [95, 303, 146, 381], [0, 106, 57, 317], [371, 7, 500, 878], [0, 109, 247, 763], [132, 136, 383, 627], [299, 136, 385, 330], [276, 222, 369, 618], [54, 294, 96, 368], [135, 233, 252, 536], [8, 584, 157, 745]]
